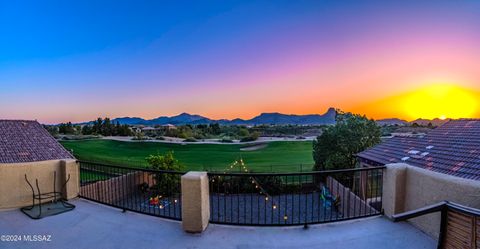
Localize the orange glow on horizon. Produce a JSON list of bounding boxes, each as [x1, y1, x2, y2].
[[350, 83, 480, 121]]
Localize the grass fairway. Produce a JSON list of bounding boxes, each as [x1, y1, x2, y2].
[[61, 139, 314, 172]]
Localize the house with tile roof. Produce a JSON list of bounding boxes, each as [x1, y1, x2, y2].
[[357, 119, 480, 180], [0, 120, 79, 209], [357, 119, 480, 238]]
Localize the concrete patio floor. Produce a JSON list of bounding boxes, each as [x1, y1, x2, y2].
[[0, 199, 435, 249]]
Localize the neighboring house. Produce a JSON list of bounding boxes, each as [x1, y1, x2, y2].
[[141, 126, 156, 132], [357, 119, 480, 238], [358, 119, 480, 180], [130, 126, 142, 133], [162, 124, 176, 130], [0, 120, 79, 209]]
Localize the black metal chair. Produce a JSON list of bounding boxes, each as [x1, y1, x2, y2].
[[21, 171, 75, 219]]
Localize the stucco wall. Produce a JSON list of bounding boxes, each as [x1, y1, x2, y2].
[[0, 159, 80, 209], [326, 176, 376, 217], [383, 163, 480, 239], [80, 171, 155, 205]]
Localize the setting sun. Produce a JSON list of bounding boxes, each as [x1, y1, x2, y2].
[[350, 83, 480, 121], [403, 84, 478, 120]]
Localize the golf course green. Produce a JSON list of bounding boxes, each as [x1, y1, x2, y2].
[[60, 139, 315, 172]]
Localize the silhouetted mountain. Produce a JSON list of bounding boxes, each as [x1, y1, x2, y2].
[[409, 118, 450, 127], [111, 117, 148, 125], [150, 113, 209, 125], [102, 108, 338, 126], [376, 118, 408, 126], [247, 108, 337, 125], [227, 118, 247, 125]]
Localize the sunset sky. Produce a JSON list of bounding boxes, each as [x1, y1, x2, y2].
[[1, 1, 480, 124]]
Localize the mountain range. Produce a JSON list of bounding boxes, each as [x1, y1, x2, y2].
[[76, 108, 449, 127], [375, 118, 450, 126], [109, 108, 338, 126]]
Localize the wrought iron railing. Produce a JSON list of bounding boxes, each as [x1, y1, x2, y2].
[[79, 161, 185, 220], [207, 166, 385, 226], [79, 161, 384, 226]]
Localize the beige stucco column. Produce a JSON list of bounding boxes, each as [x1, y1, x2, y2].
[[181, 171, 210, 233], [382, 163, 408, 218], [61, 159, 80, 200]]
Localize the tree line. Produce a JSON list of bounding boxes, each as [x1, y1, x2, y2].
[[81, 118, 133, 136], [54, 118, 133, 136]]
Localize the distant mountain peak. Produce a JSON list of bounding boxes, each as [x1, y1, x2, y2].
[[376, 118, 408, 126]]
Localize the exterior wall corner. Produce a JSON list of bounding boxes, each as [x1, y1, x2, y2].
[[382, 163, 408, 218]]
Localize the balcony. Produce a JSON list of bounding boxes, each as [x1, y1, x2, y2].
[[0, 199, 435, 249]]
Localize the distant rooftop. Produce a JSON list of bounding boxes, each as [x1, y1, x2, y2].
[[0, 120, 74, 163], [358, 119, 480, 180]]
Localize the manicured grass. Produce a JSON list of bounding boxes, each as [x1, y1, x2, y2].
[[61, 139, 315, 172]]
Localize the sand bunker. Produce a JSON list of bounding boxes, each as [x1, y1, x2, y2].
[[240, 143, 268, 151]]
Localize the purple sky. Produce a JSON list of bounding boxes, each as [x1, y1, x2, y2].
[[1, 1, 479, 123]]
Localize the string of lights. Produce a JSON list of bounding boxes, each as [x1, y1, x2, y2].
[[214, 158, 281, 213]]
